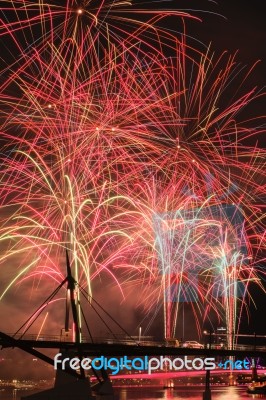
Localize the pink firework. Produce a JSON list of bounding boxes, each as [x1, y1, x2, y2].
[[0, 1, 265, 344]]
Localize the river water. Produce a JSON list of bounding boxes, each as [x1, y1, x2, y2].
[[1, 386, 265, 400]]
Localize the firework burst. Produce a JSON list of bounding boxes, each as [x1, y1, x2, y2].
[[0, 0, 265, 342]]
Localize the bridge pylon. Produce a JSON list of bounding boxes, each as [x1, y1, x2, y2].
[[202, 370, 212, 400], [21, 250, 114, 400]]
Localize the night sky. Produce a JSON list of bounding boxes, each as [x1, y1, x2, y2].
[[185, 1, 265, 336], [176, 0, 266, 335], [170, 0, 266, 81], [172, 0, 266, 121], [0, 0, 265, 379]]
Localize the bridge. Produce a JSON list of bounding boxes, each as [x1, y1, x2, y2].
[[1, 251, 265, 400], [0, 332, 265, 358]]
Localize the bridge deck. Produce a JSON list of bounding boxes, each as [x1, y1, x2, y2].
[[0, 333, 265, 357]]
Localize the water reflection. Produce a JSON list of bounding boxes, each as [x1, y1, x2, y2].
[[116, 386, 266, 400], [217, 387, 244, 400], [1, 386, 266, 400]]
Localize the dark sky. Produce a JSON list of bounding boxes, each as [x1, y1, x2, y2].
[[141, 0, 266, 122], [191, 0, 265, 86], [178, 0, 266, 335], [172, 0, 266, 333], [0, 0, 265, 379], [157, 0, 265, 94], [172, 0, 266, 66]]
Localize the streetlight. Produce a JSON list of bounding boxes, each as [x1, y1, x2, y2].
[[203, 330, 212, 349]]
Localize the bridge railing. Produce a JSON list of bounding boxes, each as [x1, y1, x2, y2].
[[5, 333, 69, 342], [4, 333, 142, 344], [2, 333, 265, 352]]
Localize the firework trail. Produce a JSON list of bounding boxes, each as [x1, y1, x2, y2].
[[0, 1, 265, 343], [127, 47, 266, 341], [0, 1, 198, 332]]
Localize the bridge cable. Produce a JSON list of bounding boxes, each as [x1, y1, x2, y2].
[[78, 287, 118, 340], [13, 278, 68, 339], [78, 300, 94, 343], [78, 284, 139, 345]]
